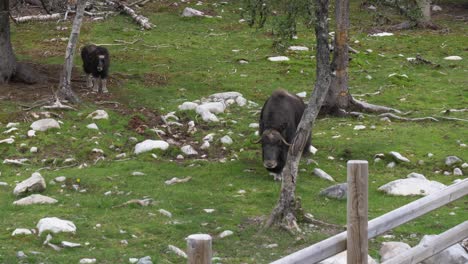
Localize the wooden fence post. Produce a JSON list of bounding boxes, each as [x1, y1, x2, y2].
[[347, 160, 368, 264], [187, 234, 212, 264]]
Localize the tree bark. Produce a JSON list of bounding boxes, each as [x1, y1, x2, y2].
[[0, 0, 16, 83], [265, 0, 332, 230], [416, 0, 431, 24], [323, 0, 350, 114], [58, 0, 86, 103]]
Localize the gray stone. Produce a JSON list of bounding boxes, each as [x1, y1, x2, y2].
[[379, 241, 411, 262], [419, 235, 468, 264], [181, 145, 198, 156], [181, 7, 205, 17], [12, 228, 35, 236], [137, 256, 153, 264], [453, 168, 463, 176], [445, 156, 462, 166], [87, 109, 109, 120], [407, 172, 426, 180], [54, 176, 66, 183], [318, 250, 377, 264], [220, 135, 233, 145], [16, 251, 27, 259], [313, 168, 335, 182], [387, 162, 396, 168], [379, 178, 446, 196], [13, 172, 46, 196], [134, 140, 169, 154], [389, 151, 410, 162], [319, 183, 347, 200], [13, 194, 58, 205], [36, 217, 76, 235], [30, 118, 60, 131]]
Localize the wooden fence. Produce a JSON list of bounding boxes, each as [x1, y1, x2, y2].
[[186, 160, 468, 264]]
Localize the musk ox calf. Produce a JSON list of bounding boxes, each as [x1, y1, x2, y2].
[[81, 44, 110, 93], [258, 89, 311, 180]]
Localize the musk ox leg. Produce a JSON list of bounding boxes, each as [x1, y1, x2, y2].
[[269, 172, 283, 181], [92, 77, 100, 92], [86, 74, 93, 89], [101, 78, 108, 93]]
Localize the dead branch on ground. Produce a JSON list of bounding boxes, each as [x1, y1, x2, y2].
[[13, 13, 60, 23]]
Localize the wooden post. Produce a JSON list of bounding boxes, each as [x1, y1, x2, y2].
[[187, 234, 212, 264], [382, 221, 468, 264], [347, 160, 368, 264]]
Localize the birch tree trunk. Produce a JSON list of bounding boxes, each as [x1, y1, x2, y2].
[[0, 0, 16, 83], [58, 0, 86, 103], [416, 0, 431, 25], [265, 0, 332, 230]]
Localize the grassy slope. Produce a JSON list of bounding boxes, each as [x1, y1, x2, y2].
[[1, 1, 467, 263]]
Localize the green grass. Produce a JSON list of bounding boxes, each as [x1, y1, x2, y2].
[[1, 0, 467, 263]]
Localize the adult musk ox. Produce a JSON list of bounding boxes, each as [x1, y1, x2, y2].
[[258, 89, 310, 180], [81, 44, 110, 93]]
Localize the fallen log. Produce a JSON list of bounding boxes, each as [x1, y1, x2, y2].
[[13, 13, 61, 23], [118, 2, 153, 29]]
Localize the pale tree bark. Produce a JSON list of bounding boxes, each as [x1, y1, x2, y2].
[[265, 0, 332, 230], [0, 0, 16, 83], [58, 0, 86, 103]]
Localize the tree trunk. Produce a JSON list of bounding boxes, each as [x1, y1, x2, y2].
[[323, 0, 350, 114], [265, 0, 332, 230], [58, 0, 86, 103], [416, 0, 431, 24], [0, 0, 16, 83]]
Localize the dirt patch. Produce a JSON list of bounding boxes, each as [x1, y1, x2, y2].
[[143, 72, 170, 86]]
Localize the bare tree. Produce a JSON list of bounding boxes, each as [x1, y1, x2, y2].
[[58, 0, 86, 103], [0, 0, 17, 83]]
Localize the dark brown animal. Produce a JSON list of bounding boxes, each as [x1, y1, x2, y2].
[[258, 89, 310, 180], [81, 44, 110, 93]]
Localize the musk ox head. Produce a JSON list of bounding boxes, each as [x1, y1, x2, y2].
[[97, 55, 105, 72], [257, 129, 291, 170]]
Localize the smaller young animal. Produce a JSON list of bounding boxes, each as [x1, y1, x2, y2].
[[81, 44, 110, 93]]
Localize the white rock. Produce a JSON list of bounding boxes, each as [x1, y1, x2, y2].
[[249, 123, 259, 128], [445, 156, 462, 166], [168, 245, 187, 258], [181, 145, 198, 156], [313, 168, 335, 182], [462, 163, 468, 169], [3, 127, 18, 134], [209, 92, 242, 101], [220, 135, 233, 145], [196, 102, 225, 114], [132, 171, 145, 176], [427, 153, 434, 158], [61, 241, 81, 248], [444, 56, 462, 61], [27, 130, 36, 137], [235, 96, 247, 107], [389, 151, 410, 162], [30, 118, 60, 131], [177, 154, 184, 160], [407, 172, 426, 180], [387, 161, 396, 168], [199, 110, 219, 122], [87, 123, 99, 130], [453, 168, 463, 176], [55, 176, 66, 182], [13, 194, 58, 205], [13, 172, 46, 196], [378, 178, 446, 196], [219, 230, 233, 238], [268, 56, 289, 62], [203, 133, 215, 142], [79, 258, 97, 264], [354, 125, 366, 130], [87, 110, 109, 120], [30, 147, 38, 153], [0, 138, 14, 144], [92, 148, 104, 154], [419, 235, 468, 264], [296, 91, 307, 98], [134, 140, 169, 154], [288, 46, 309, 51], [432, 5, 442, 12], [379, 242, 411, 262], [12, 228, 35, 236], [181, 7, 204, 17], [3, 158, 29, 165], [203, 209, 215, 213], [178, 102, 199, 111], [200, 141, 210, 150], [6, 122, 19, 128], [37, 217, 76, 235], [309, 145, 318, 155], [158, 209, 172, 218], [370, 32, 394, 37], [318, 250, 377, 264], [0, 182, 8, 186], [136, 256, 153, 264], [129, 258, 139, 264]]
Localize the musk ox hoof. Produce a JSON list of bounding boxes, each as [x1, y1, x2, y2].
[[269, 172, 282, 181]]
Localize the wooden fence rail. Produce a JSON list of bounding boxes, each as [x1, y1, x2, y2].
[[271, 172, 468, 264]]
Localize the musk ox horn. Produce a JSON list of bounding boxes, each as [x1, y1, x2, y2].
[[280, 136, 291, 146], [253, 138, 262, 144]]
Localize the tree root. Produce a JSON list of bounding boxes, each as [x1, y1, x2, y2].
[[350, 98, 402, 114]]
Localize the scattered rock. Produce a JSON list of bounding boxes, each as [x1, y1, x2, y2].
[[432, 5, 442, 12], [36, 217, 76, 235], [196, 102, 226, 114], [12, 228, 35, 236], [200, 141, 210, 149], [181, 7, 204, 17], [87, 110, 109, 120], [249, 123, 259, 128], [378, 177, 446, 196], [219, 230, 234, 238], [370, 32, 393, 37], [30, 146, 38, 153], [13, 172, 46, 196], [453, 168, 463, 176], [444, 56, 462, 61], [0, 138, 14, 144], [134, 140, 169, 154], [209, 92, 242, 101], [462, 163, 468, 169], [3, 158, 29, 165], [168, 245, 187, 258], [319, 183, 347, 200], [389, 151, 410, 163], [131, 171, 145, 176], [268, 56, 289, 62], [79, 258, 97, 264], [0, 182, 8, 186], [288, 46, 309, 51], [87, 123, 99, 130], [54, 176, 66, 183], [178, 102, 199, 111], [27, 130, 36, 137], [318, 250, 377, 264], [13, 194, 58, 205], [136, 256, 153, 264], [309, 145, 318, 155], [445, 156, 462, 166], [181, 145, 198, 156], [235, 96, 247, 107], [16, 251, 27, 259], [296, 91, 307, 98], [61, 241, 81, 248], [220, 135, 233, 145], [203, 209, 215, 213], [158, 209, 172, 218], [379, 241, 411, 262], [6, 122, 19, 128], [354, 125, 366, 130], [203, 133, 215, 142], [30, 118, 60, 131], [165, 176, 192, 185], [419, 235, 468, 264], [313, 168, 335, 182], [407, 172, 426, 180]]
